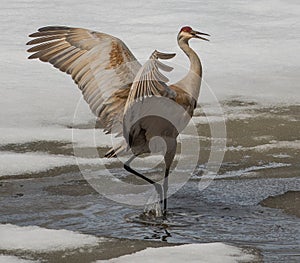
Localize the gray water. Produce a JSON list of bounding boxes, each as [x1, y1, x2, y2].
[[0, 170, 299, 262]]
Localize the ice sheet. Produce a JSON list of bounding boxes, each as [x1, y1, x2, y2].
[[1, 0, 299, 131]]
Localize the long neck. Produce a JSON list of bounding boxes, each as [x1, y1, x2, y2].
[[176, 38, 202, 100]]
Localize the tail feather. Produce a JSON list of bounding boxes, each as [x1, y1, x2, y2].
[[104, 144, 126, 158]]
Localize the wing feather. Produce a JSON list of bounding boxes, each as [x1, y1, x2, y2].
[[48, 47, 77, 64], [27, 25, 141, 135], [125, 50, 176, 111]]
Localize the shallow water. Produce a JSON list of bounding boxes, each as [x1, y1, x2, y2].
[[0, 170, 299, 262]]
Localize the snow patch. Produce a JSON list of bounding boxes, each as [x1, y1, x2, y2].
[[271, 153, 291, 159], [96, 243, 256, 263], [0, 127, 120, 148], [0, 255, 38, 263], [221, 163, 291, 178], [0, 151, 119, 176], [227, 140, 300, 152], [0, 224, 101, 252]]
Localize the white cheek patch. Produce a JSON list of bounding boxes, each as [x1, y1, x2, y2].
[[180, 31, 192, 38]]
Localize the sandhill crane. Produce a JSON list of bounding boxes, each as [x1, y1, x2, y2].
[[27, 26, 209, 218]]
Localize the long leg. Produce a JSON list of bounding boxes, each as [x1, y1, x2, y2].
[[124, 155, 164, 206], [163, 168, 170, 218], [163, 138, 177, 218]]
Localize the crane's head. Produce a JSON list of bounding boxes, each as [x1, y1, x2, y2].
[[178, 26, 210, 42]]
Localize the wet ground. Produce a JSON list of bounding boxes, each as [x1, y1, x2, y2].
[[0, 102, 300, 262]]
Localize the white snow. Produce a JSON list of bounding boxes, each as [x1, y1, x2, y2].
[[0, 127, 209, 177], [227, 140, 300, 152], [0, 255, 38, 263], [220, 162, 291, 178], [0, 226, 257, 263], [97, 243, 256, 263], [0, 151, 118, 176], [271, 153, 291, 159], [0, 0, 299, 133], [0, 151, 190, 177], [0, 127, 119, 148], [193, 162, 291, 180], [0, 224, 101, 252], [192, 116, 226, 125]]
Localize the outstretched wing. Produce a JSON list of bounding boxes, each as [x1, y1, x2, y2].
[[125, 50, 176, 111], [27, 26, 141, 134]]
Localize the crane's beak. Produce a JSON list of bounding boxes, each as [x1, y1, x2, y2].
[[192, 30, 210, 41]]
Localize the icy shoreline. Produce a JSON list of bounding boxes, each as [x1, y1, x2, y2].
[[0, 224, 258, 263]]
